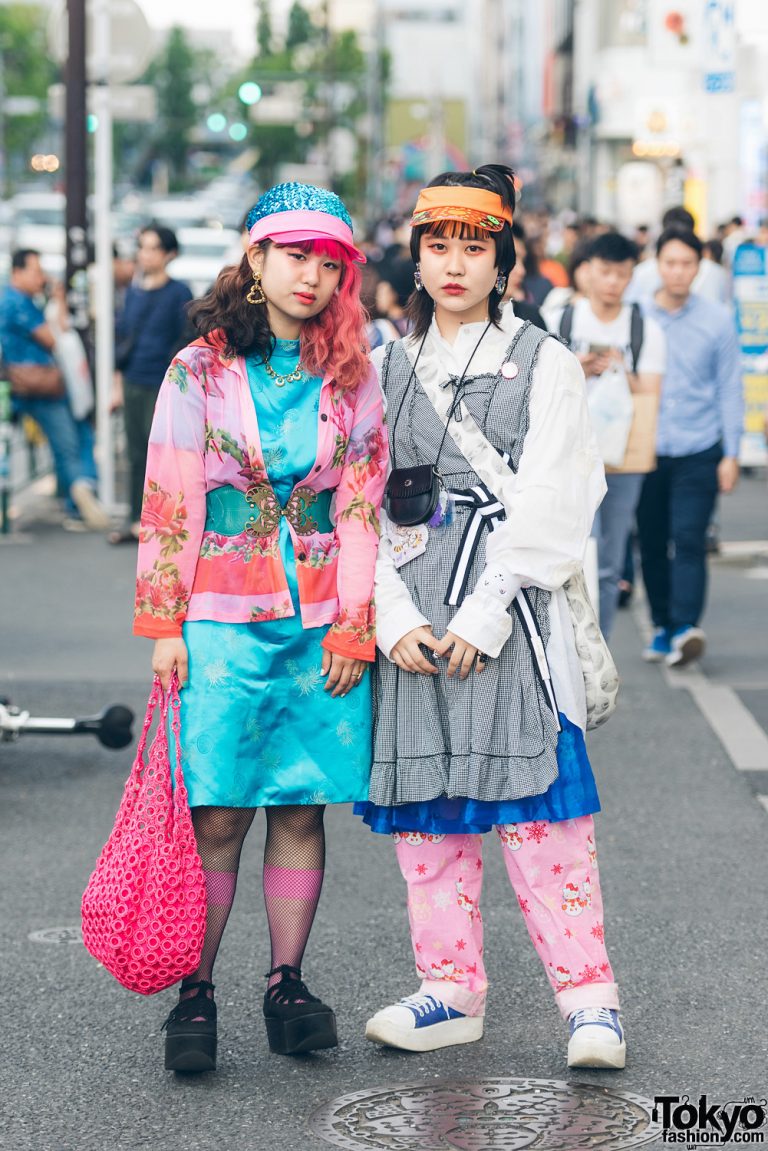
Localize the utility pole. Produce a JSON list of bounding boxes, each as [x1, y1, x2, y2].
[[365, 0, 385, 228], [64, 0, 90, 341]]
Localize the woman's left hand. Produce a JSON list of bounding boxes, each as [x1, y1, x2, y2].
[[433, 630, 488, 680], [321, 649, 368, 697]]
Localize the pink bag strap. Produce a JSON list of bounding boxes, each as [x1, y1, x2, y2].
[[128, 673, 185, 799]]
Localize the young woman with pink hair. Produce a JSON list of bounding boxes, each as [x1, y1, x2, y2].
[[132, 183, 387, 1072]]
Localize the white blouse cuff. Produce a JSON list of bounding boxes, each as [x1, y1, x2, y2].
[[448, 580, 522, 658], [377, 604, 431, 661]]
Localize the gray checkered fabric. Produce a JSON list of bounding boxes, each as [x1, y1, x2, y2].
[[371, 322, 562, 806]]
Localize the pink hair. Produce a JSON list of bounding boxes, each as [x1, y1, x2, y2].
[[277, 239, 370, 390]]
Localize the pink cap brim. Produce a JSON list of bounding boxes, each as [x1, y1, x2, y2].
[[248, 209, 366, 264]]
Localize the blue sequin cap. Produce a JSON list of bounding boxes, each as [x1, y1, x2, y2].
[[246, 183, 353, 232]]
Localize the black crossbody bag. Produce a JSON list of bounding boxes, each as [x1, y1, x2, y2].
[[383, 322, 492, 526]]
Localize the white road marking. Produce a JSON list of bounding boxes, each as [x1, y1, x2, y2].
[[632, 587, 768, 776]]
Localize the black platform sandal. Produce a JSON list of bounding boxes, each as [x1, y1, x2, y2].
[[162, 980, 217, 1072], [263, 965, 337, 1055]]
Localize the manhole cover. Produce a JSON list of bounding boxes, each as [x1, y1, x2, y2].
[[28, 925, 82, 945], [309, 1078, 661, 1150]]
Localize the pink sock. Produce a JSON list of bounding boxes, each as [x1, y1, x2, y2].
[[263, 866, 325, 991]]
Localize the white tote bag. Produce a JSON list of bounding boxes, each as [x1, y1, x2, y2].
[[54, 329, 95, 420], [586, 365, 634, 468]]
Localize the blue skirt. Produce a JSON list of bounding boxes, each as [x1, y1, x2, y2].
[[354, 713, 599, 834]]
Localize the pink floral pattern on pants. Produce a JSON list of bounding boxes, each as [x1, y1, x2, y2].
[[394, 815, 619, 1020]]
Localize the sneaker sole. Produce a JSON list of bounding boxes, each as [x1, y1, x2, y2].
[[568, 1036, 626, 1070], [666, 633, 705, 668], [642, 649, 667, 663], [365, 1014, 484, 1053]]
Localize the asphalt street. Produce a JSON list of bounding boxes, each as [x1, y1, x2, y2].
[[1, 473, 766, 1151]]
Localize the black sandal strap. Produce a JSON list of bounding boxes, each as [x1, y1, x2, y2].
[[180, 979, 215, 995], [264, 965, 320, 1005]]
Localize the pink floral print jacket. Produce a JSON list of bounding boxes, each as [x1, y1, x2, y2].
[[133, 333, 387, 662]]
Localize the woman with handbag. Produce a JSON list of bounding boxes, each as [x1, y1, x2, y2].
[[133, 183, 387, 1071], [354, 165, 626, 1069]]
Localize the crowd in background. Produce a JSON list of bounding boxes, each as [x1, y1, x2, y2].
[[0, 194, 762, 669]]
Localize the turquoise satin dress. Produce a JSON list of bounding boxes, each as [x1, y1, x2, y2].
[[177, 339, 372, 808]]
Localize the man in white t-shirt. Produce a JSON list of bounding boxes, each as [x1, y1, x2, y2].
[[548, 231, 666, 637]]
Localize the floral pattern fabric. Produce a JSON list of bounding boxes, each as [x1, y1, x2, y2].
[[133, 330, 387, 661], [176, 344, 373, 807]]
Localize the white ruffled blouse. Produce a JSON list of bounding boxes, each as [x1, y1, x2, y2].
[[371, 306, 606, 732]]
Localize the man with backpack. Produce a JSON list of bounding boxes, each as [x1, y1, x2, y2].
[[548, 232, 666, 638]]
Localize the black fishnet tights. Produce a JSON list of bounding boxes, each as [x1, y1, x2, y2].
[[263, 804, 326, 989], [179, 804, 326, 1000], [181, 806, 256, 998]]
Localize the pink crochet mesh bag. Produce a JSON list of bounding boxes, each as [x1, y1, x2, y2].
[[81, 674, 206, 994]]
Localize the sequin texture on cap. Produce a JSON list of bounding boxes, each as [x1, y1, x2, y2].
[[246, 183, 353, 232]]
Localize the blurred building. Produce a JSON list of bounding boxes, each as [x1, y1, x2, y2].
[[565, 0, 768, 231], [331, 0, 768, 230]]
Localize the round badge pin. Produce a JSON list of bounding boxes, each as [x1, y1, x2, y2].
[[502, 360, 519, 379]]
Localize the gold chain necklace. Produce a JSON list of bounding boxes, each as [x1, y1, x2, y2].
[[262, 359, 305, 388]]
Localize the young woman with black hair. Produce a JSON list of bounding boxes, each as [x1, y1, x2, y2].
[[355, 165, 626, 1068]]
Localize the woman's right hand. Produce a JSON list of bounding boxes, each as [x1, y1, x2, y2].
[[390, 626, 440, 675], [152, 638, 189, 691]]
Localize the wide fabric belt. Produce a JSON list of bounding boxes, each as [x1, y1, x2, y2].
[[205, 483, 333, 537]]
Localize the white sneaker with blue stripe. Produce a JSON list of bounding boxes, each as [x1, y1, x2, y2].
[[567, 1007, 626, 1069], [365, 993, 484, 1052]]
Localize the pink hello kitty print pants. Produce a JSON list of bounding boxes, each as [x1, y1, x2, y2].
[[394, 815, 619, 1020]]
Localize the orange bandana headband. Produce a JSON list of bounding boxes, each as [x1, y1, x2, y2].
[[410, 186, 514, 232]]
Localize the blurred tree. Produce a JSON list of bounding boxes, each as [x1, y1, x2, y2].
[[150, 28, 197, 189], [117, 27, 200, 191], [256, 0, 273, 57], [286, 1, 313, 50], [0, 6, 58, 192]]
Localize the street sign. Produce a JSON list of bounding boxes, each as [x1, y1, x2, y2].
[[732, 242, 768, 466], [47, 0, 153, 85], [48, 83, 157, 123]]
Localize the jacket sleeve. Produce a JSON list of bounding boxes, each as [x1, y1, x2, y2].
[[133, 352, 208, 639], [374, 509, 431, 659], [448, 339, 606, 656], [322, 366, 389, 662]]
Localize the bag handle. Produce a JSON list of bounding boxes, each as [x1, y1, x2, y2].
[[126, 672, 184, 794]]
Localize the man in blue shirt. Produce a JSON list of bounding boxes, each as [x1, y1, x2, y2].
[[0, 249, 109, 529], [638, 227, 743, 666], [110, 225, 192, 543]]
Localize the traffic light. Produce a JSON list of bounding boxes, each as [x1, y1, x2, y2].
[[238, 82, 262, 106]]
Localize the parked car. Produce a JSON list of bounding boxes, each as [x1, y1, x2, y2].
[[167, 227, 243, 297], [9, 191, 66, 279]]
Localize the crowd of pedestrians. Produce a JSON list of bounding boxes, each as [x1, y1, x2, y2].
[[0, 193, 753, 667], [367, 198, 748, 667]]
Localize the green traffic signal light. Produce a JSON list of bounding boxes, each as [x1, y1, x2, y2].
[[238, 82, 262, 106]]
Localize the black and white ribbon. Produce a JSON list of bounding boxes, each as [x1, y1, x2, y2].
[[512, 589, 562, 730], [443, 450, 561, 730], [444, 483, 506, 607], [444, 451, 513, 608]]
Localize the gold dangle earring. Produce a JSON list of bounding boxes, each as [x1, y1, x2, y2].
[[247, 270, 266, 305]]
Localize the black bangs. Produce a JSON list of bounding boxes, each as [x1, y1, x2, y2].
[[420, 220, 494, 241]]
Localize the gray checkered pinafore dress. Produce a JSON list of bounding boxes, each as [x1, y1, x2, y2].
[[370, 322, 561, 807]]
